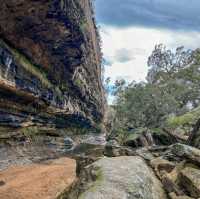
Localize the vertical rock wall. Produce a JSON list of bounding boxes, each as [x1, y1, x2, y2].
[[0, 0, 104, 129]]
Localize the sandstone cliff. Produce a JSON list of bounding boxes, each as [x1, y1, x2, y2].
[[0, 0, 104, 129]]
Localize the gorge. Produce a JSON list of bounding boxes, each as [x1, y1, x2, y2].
[[1, 1, 200, 199]]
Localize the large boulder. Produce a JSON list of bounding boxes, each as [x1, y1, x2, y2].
[[171, 143, 200, 165], [124, 128, 155, 147], [124, 128, 177, 148], [76, 156, 167, 199]]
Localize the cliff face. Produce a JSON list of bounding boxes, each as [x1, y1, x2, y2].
[[0, 0, 104, 129]]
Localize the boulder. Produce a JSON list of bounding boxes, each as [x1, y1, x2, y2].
[[77, 156, 167, 199], [64, 137, 75, 150], [104, 140, 135, 157], [124, 128, 177, 148], [136, 148, 156, 161], [171, 143, 200, 165], [151, 129, 177, 146], [150, 157, 175, 177], [124, 128, 155, 147], [161, 172, 184, 196], [179, 167, 200, 198]]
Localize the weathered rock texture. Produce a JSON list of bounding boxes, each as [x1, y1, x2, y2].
[[68, 156, 168, 199], [0, 0, 104, 128], [0, 157, 76, 199]]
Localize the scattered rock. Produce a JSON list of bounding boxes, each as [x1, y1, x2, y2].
[[104, 141, 135, 157], [151, 129, 177, 146], [124, 128, 155, 148], [161, 172, 184, 196], [179, 167, 200, 198], [70, 143, 105, 158], [171, 144, 200, 165], [124, 128, 177, 148], [64, 137, 75, 150], [150, 157, 175, 177], [79, 133, 107, 146], [136, 148, 156, 161]]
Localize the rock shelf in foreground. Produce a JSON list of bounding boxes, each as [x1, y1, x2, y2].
[[0, 157, 76, 199]]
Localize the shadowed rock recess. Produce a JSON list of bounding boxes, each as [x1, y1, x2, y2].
[[0, 0, 104, 129]]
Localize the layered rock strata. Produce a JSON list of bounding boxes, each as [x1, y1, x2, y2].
[[0, 0, 104, 129]]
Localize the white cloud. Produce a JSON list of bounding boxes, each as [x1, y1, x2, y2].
[[101, 25, 200, 84], [114, 48, 135, 63]]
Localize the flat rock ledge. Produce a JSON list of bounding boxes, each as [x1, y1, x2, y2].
[[0, 157, 76, 199]]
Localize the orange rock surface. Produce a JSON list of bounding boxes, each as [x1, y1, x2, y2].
[[0, 158, 76, 199]]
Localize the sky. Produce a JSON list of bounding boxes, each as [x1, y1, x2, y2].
[[94, 0, 200, 86]]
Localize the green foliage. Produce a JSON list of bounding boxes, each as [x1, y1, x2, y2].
[[147, 44, 193, 84], [109, 44, 200, 141], [167, 106, 200, 128], [113, 81, 178, 129]]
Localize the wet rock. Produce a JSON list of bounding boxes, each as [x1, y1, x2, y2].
[[179, 167, 200, 198], [76, 156, 167, 199], [64, 137, 75, 150], [106, 139, 120, 147], [70, 143, 105, 158], [78, 133, 106, 146]]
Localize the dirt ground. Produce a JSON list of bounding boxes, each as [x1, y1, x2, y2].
[[0, 157, 76, 199]]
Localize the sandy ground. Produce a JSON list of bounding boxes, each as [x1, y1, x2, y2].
[[0, 157, 76, 199]]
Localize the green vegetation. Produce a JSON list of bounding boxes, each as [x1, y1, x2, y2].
[[107, 44, 200, 141], [167, 106, 200, 128]]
